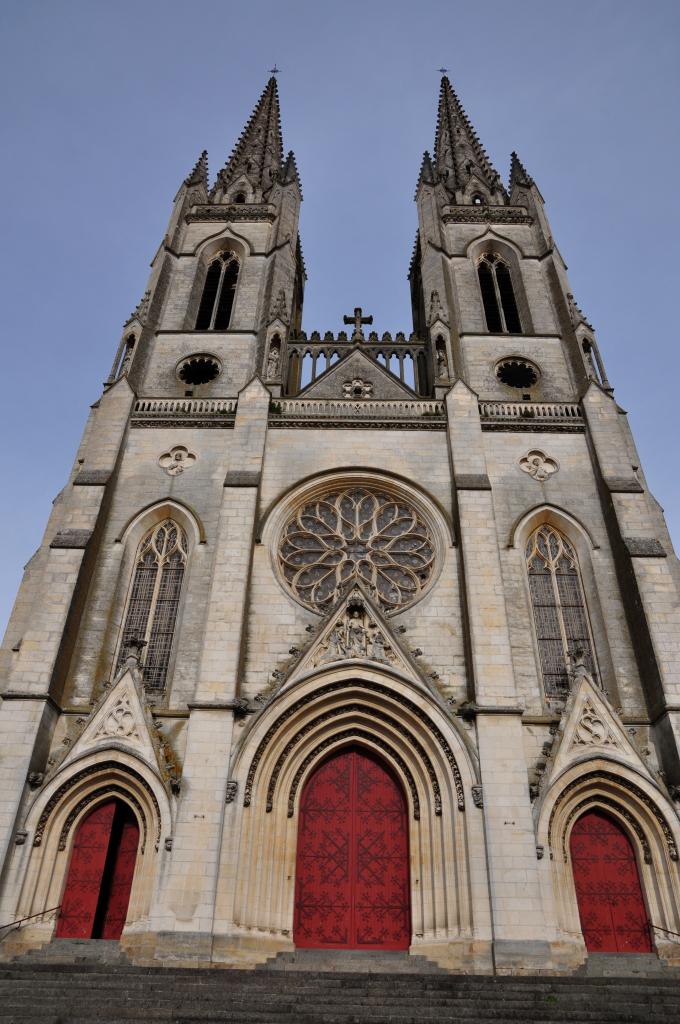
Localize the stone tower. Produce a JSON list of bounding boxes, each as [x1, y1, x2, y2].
[[1, 75, 679, 974]]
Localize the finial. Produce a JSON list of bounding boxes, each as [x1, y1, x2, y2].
[[269, 64, 280, 76], [437, 67, 448, 76]]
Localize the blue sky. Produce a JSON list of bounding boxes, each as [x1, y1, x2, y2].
[[1, 0, 679, 635]]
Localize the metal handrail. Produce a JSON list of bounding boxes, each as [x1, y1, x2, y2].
[[649, 921, 680, 943], [0, 905, 61, 940]]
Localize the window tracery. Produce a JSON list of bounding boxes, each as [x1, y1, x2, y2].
[[278, 486, 436, 613], [477, 252, 522, 334], [116, 520, 188, 691], [195, 252, 240, 331], [525, 525, 596, 698]]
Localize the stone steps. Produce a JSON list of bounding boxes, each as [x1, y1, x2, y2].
[[2, 961, 680, 1024]]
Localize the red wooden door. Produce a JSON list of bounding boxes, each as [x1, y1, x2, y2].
[[294, 747, 410, 950], [570, 809, 652, 953], [56, 799, 139, 941], [56, 801, 116, 938], [100, 809, 140, 939]]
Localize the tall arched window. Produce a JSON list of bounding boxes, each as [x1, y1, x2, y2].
[[195, 252, 240, 331], [117, 520, 188, 691], [526, 525, 596, 698], [477, 253, 522, 334]]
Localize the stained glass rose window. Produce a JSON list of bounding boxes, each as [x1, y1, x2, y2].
[[278, 486, 436, 612]]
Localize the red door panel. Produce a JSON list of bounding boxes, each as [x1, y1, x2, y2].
[[100, 810, 140, 940], [294, 748, 410, 950], [570, 809, 651, 953], [56, 801, 116, 939]]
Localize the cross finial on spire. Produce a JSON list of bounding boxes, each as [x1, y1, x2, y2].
[[270, 64, 280, 76], [437, 67, 448, 76]]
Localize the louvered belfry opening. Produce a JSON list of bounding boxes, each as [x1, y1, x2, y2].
[[477, 252, 522, 334], [526, 525, 596, 697], [117, 520, 188, 691], [195, 252, 240, 330]]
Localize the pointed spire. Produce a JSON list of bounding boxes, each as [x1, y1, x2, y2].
[[184, 149, 208, 189], [509, 151, 533, 190], [215, 76, 284, 198], [416, 150, 436, 191], [433, 76, 504, 197], [282, 150, 303, 195]]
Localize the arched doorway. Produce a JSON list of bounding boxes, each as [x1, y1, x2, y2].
[[293, 746, 410, 950], [570, 809, 651, 953], [56, 798, 139, 940]]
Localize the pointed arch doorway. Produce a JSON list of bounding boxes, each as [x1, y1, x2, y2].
[[570, 809, 652, 953], [293, 746, 411, 950], [56, 799, 139, 940]]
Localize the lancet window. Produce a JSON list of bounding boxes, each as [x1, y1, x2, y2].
[[195, 252, 240, 330], [477, 252, 522, 334], [116, 520, 188, 691], [525, 525, 596, 698]]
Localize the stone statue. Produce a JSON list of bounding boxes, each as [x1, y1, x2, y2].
[[267, 346, 280, 378], [347, 610, 368, 658], [436, 348, 449, 379], [320, 625, 347, 664]]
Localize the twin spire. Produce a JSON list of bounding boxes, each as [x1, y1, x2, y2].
[[181, 73, 531, 206]]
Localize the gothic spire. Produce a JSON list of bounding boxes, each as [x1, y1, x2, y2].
[[282, 149, 303, 195], [184, 149, 208, 189], [214, 76, 284, 198], [509, 151, 534, 189], [416, 150, 436, 192], [433, 76, 504, 197]]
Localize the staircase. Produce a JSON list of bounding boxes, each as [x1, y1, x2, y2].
[[1, 947, 680, 1023]]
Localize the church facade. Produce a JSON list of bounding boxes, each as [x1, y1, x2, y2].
[[1, 76, 680, 974]]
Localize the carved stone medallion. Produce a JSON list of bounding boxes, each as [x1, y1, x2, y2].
[[158, 445, 197, 477], [519, 449, 559, 482]]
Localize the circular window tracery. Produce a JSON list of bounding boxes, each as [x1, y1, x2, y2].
[[495, 357, 539, 389], [278, 486, 437, 614], [177, 354, 221, 386]]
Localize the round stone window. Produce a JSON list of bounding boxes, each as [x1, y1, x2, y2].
[[495, 357, 539, 389], [177, 354, 221, 386], [278, 485, 437, 614]]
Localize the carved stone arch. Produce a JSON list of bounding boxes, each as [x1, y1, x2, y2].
[[214, 668, 488, 966], [509, 503, 616, 703], [184, 233, 248, 331], [108, 501, 202, 693], [11, 750, 170, 944], [257, 467, 455, 550], [535, 757, 680, 962], [466, 232, 533, 335], [117, 498, 205, 549]]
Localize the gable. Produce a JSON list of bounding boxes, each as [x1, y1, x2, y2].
[[298, 348, 417, 401]]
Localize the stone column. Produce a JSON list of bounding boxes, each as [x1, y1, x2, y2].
[[446, 382, 550, 970], [153, 378, 269, 958]]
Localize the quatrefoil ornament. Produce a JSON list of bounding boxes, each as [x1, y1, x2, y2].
[[519, 449, 559, 482], [158, 445, 197, 477]]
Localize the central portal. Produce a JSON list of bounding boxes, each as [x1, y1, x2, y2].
[[293, 746, 410, 950]]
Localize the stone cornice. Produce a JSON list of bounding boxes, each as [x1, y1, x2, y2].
[[442, 205, 533, 225], [187, 204, 277, 223]]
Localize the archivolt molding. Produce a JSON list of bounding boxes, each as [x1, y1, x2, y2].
[[265, 703, 442, 818], [57, 784, 150, 854], [225, 669, 484, 948], [561, 795, 652, 865], [546, 767, 678, 864], [507, 503, 599, 552], [242, 676, 467, 812], [32, 759, 162, 853], [116, 498, 206, 546], [286, 728, 423, 820]]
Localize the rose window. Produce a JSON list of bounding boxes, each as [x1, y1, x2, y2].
[[278, 486, 436, 612]]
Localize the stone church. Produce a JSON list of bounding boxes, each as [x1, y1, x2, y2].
[[1, 74, 679, 975]]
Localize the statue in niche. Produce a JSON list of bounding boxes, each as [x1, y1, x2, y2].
[[436, 347, 449, 379], [267, 345, 280, 379]]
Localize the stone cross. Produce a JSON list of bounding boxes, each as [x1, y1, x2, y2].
[[343, 307, 373, 340]]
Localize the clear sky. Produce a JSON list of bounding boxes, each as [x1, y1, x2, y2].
[[1, 0, 679, 636]]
